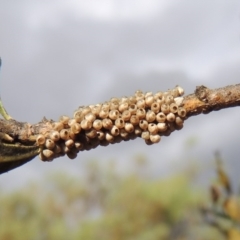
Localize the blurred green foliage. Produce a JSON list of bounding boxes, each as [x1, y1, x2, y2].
[[0, 155, 234, 240]]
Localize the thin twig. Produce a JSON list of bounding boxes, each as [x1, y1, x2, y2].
[[0, 84, 239, 173], [183, 84, 240, 117]]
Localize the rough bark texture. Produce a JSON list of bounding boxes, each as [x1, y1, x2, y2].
[[183, 84, 240, 117], [0, 84, 239, 174]]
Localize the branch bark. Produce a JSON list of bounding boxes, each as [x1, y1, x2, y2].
[[0, 84, 239, 174], [183, 84, 240, 117]]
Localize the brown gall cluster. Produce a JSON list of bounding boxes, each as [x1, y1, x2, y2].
[[37, 86, 186, 161]]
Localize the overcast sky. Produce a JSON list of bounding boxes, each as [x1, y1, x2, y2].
[[0, 0, 240, 190]]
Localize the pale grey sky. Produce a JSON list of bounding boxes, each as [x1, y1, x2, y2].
[[0, 0, 240, 189]]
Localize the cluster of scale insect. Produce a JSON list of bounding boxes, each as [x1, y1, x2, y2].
[[37, 86, 186, 161]]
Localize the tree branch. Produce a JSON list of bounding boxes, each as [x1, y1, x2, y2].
[[183, 84, 240, 117], [0, 84, 239, 173]]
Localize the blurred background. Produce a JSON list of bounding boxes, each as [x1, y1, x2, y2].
[[0, 1, 240, 239]]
